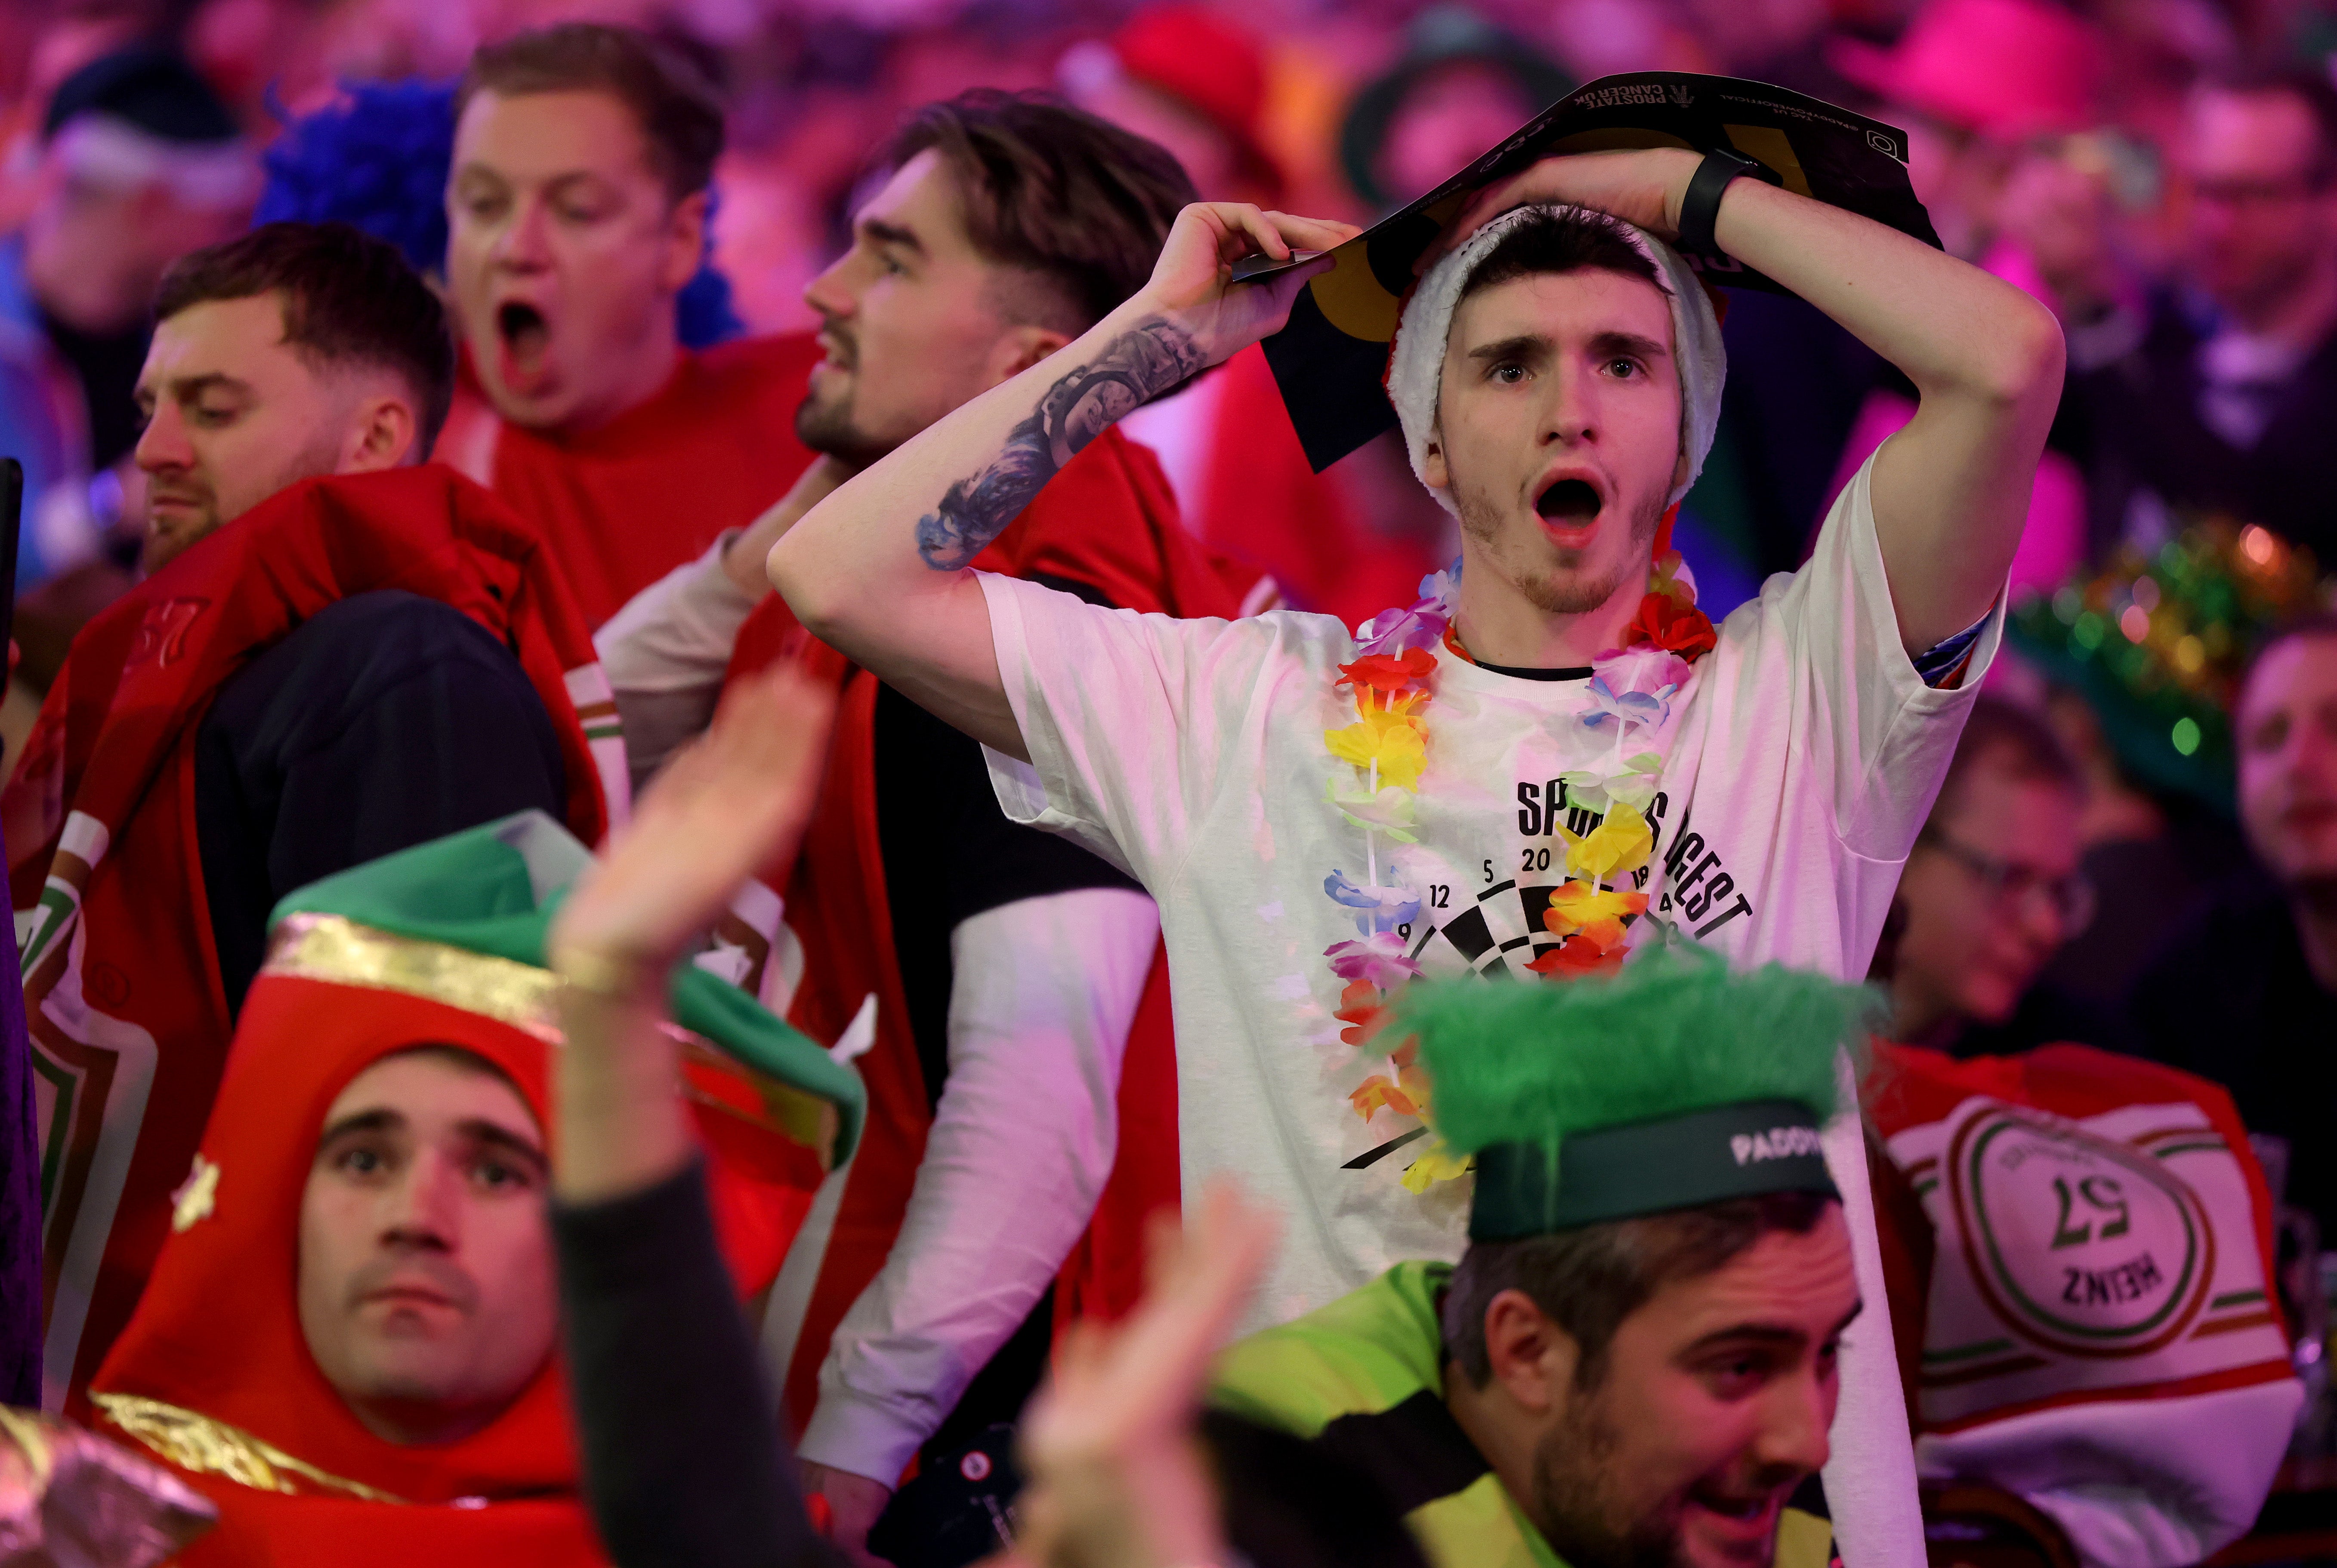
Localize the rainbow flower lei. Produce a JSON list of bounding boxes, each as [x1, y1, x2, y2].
[[1323, 523, 1719, 1192]]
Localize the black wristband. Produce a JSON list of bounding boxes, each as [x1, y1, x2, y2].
[[1676, 148, 1769, 258]]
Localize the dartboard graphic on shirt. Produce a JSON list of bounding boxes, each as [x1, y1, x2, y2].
[[1404, 871, 1569, 978], [1388, 787, 1673, 980]]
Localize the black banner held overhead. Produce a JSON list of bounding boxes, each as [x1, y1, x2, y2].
[[1245, 72, 1939, 473]]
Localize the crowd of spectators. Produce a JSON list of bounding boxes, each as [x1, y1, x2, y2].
[[0, 0, 2335, 1561]]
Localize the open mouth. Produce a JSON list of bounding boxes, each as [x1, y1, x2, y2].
[[814, 324, 856, 373], [497, 300, 551, 382], [1535, 478, 1602, 526], [1688, 1482, 1783, 1531]]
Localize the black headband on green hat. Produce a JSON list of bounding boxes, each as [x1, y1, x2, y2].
[[261, 809, 864, 1169], [1393, 946, 1876, 1241]]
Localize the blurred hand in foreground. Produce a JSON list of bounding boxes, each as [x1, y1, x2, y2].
[[1006, 1181, 1280, 1568], [549, 661, 837, 1204]]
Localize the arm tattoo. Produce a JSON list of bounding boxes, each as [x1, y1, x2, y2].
[[916, 315, 1206, 571]]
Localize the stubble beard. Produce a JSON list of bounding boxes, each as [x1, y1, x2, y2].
[[145, 419, 351, 573], [1529, 1397, 1692, 1568], [1452, 468, 1663, 617], [793, 381, 899, 473]]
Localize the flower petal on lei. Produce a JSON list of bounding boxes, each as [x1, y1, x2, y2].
[[1325, 932, 1423, 989], [1524, 932, 1629, 979], [1400, 1140, 1472, 1193], [1626, 590, 1718, 661], [1336, 648, 1436, 694], [1323, 870, 1422, 933], [1542, 882, 1650, 951], [1324, 778, 1420, 841], [1557, 802, 1655, 882], [1350, 1073, 1418, 1120], [1334, 979, 1390, 1047], [1325, 697, 1428, 791]]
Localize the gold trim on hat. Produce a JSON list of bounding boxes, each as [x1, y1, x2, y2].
[[93, 1393, 408, 1503], [265, 913, 567, 1044], [262, 914, 840, 1169]]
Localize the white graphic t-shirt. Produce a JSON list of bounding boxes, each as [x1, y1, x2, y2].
[[982, 454, 2001, 1320]]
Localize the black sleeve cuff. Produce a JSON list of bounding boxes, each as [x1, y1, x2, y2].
[[552, 1162, 846, 1568]]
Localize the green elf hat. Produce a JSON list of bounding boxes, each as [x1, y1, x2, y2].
[[1397, 947, 1875, 1242], [259, 809, 864, 1170]]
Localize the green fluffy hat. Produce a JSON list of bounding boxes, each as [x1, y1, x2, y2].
[[261, 809, 864, 1168], [1395, 946, 1877, 1240]]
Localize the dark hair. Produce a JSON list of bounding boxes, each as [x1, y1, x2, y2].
[[458, 23, 725, 201], [1458, 206, 1663, 308], [1443, 1189, 1834, 1390], [2201, 67, 2337, 185], [2241, 611, 2337, 707], [1927, 693, 2083, 828], [881, 89, 1199, 334], [154, 221, 455, 456]]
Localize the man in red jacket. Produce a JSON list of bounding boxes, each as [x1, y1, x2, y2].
[[598, 91, 1256, 1563], [6, 220, 616, 1409], [438, 22, 821, 627]]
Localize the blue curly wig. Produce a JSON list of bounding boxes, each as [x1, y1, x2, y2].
[[255, 77, 744, 349]]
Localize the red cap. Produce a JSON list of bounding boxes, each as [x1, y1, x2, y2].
[[1831, 0, 2106, 139], [1112, 5, 1284, 202]]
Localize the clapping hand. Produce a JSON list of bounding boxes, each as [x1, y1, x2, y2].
[[1006, 1182, 1281, 1568], [549, 662, 837, 1203], [551, 662, 836, 982]]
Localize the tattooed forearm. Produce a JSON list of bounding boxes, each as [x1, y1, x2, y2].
[[916, 316, 1206, 571]]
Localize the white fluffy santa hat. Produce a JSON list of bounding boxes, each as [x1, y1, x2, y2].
[[1384, 204, 1729, 517]]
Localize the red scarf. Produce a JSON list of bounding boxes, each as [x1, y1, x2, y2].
[[5, 466, 618, 1407], [722, 427, 1264, 1428]]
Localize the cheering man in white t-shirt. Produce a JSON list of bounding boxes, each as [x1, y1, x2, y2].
[[771, 147, 2064, 1567]]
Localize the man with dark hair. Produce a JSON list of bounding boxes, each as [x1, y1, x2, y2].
[[2127, 616, 2337, 1233], [137, 220, 454, 570], [441, 21, 825, 624], [772, 138, 2065, 1568], [2031, 71, 2337, 559], [596, 87, 1260, 1560], [5, 219, 621, 1405], [1868, 694, 2114, 1055], [1212, 954, 1870, 1568]]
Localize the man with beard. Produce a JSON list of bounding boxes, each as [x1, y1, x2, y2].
[[441, 22, 821, 627], [7, 220, 617, 1404], [2127, 617, 2337, 1233], [1211, 954, 1868, 1568], [770, 143, 2064, 1568], [596, 92, 1254, 1561]]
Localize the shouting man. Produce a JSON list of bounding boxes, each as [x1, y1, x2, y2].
[[1214, 953, 1871, 1568], [770, 143, 2064, 1565], [443, 23, 823, 625]]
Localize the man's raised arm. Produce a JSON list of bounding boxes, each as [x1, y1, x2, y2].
[[767, 204, 1355, 761], [1454, 149, 2066, 654]]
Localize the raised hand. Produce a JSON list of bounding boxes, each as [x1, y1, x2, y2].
[[1010, 1182, 1280, 1568], [550, 661, 837, 981], [1136, 203, 1361, 368], [1436, 147, 1704, 263]]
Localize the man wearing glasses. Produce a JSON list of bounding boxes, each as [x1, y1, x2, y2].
[[1870, 695, 2118, 1055]]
